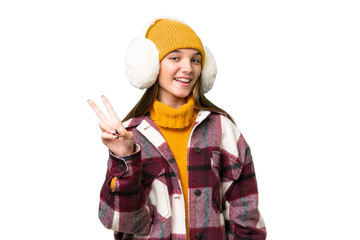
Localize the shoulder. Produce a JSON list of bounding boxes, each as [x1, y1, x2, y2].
[[218, 114, 241, 144], [205, 110, 239, 133], [197, 110, 240, 136], [216, 113, 250, 164]]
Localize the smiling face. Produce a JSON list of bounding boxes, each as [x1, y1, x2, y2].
[[157, 48, 202, 109]]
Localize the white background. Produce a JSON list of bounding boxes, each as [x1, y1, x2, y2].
[[1, 0, 359, 239]]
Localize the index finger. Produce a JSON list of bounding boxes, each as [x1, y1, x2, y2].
[[87, 99, 109, 122]]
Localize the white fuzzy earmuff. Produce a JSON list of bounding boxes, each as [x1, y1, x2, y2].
[[125, 37, 160, 90], [125, 18, 217, 93], [200, 46, 217, 93]]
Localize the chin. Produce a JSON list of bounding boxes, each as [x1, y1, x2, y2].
[[173, 91, 191, 99]]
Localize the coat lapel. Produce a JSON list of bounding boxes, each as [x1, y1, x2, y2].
[[136, 116, 173, 161], [194, 110, 211, 126]]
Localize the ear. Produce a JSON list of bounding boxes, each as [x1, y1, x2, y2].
[[125, 37, 160, 89], [200, 46, 217, 93]]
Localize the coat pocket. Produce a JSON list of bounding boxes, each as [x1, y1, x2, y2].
[[211, 150, 222, 180], [142, 160, 172, 222], [210, 150, 223, 213]]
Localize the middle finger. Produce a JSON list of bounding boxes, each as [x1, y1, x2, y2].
[[88, 99, 109, 122], [101, 95, 120, 121]]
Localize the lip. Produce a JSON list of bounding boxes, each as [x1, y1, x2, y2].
[[174, 77, 191, 86]]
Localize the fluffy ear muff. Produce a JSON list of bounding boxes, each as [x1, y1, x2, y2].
[[125, 37, 160, 89], [200, 46, 217, 93]]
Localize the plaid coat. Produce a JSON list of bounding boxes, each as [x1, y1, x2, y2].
[[98, 110, 266, 240]]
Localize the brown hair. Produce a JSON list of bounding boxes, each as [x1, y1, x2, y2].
[[123, 77, 234, 123]]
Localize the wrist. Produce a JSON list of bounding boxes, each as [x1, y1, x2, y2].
[[110, 144, 136, 157]]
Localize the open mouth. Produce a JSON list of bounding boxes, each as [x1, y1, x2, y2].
[[174, 77, 191, 83]]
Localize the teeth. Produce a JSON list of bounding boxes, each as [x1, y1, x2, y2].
[[175, 78, 190, 83]]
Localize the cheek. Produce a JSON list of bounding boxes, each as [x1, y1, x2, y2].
[[195, 68, 202, 80], [159, 62, 177, 78]]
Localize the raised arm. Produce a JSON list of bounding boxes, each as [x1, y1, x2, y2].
[[88, 96, 151, 235]]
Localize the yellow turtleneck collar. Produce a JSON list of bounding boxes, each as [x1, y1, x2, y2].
[[150, 97, 198, 129]]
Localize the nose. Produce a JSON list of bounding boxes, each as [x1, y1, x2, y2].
[[180, 59, 193, 74]]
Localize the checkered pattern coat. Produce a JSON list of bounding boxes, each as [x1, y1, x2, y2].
[[98, 110, 266, 239]]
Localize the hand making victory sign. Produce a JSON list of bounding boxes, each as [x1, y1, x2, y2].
[[88, 95, 134, 156]]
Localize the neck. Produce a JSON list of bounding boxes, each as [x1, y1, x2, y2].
[[156, 93, 187, 109]]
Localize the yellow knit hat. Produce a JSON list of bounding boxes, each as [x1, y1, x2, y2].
[[145, 19, 205, 67]]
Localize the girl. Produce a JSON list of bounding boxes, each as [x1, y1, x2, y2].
[[88, 18, 266, 240]]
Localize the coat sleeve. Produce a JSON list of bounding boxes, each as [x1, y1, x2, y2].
[[219, 115, 266, 240], [98, 143, 152, 235]]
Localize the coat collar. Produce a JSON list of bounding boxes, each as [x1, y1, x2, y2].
[[124, 110, 213, 129], [123, 110, 212, 160]]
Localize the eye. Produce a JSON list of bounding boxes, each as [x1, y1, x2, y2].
[[192, 58, 201, 64], [170, 56, 179, 61]]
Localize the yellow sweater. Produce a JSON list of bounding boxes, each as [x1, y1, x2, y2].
[[150, 97, 198, 237]]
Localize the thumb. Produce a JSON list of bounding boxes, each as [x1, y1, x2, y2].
[[115, 128, 134, 140]]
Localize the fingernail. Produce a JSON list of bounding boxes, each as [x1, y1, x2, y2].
[[115, 129, 119, 134], [114, 135, 119, 139]]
